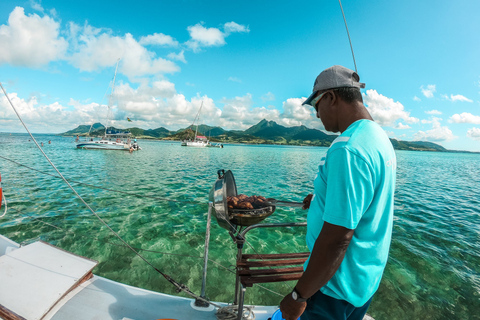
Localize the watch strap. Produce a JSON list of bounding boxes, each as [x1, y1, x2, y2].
[[292, 287, 308, 302]]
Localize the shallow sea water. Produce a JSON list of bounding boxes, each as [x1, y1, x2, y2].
[[0, 133, 479, 319]]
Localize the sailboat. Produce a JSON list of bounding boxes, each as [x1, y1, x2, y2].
[[76, 61, 139, 151], [181, 102, 223, 148], [181, 101, 210, 147]]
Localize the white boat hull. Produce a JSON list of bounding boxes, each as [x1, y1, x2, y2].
[[0, 235, 278, 320], [76, 141, 130, 150]]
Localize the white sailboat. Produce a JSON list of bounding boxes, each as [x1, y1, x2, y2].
[[76, 61, 139, 151], [181, 102, 223, 148]]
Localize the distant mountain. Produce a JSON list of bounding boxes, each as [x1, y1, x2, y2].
[[61, 124, 173, 139], [62, 123, 104, 135], [390, 139, 447, 152], [61, 119, 454, 152], [245, 119, 308, 139]]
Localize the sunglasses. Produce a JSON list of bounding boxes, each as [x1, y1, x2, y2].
[[309, 91, 327, 112]]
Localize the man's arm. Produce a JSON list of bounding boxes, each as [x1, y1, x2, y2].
[[279, 222, 354, 320]]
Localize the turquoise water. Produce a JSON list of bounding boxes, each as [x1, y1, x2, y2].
[[0, 133, 479, 319]]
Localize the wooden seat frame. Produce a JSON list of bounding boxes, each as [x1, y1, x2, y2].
[[231, 222, 308, 320]]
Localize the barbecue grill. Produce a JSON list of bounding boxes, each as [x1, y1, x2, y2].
[[209, 170, 275, 231], [209, 169, 304, 231]]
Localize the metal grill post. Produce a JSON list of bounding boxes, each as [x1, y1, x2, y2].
[[195, 201, 213, 307]]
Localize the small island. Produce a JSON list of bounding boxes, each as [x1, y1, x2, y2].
[[62, 119, 472, 153]]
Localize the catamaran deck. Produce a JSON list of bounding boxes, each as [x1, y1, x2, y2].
[[0, 235, 278, 320]]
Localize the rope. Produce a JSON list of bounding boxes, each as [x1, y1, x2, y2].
[[0, 156, 286, 298], [216, 305, 255, 320], [338, 0, 358, 73], [0, 192, 6, 218], [0, 82, 223, 310], [0, 155, 200, 204]]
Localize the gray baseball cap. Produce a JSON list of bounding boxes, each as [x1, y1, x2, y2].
[[303, 65, 365, 106]]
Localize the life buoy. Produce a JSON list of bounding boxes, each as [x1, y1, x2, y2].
[[116, 138, 121, 143], [0, 173, 3, 211]]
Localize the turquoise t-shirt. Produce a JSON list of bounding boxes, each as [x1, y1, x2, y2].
[[305, 119, 396, 307]]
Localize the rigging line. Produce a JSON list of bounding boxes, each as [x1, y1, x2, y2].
[[10, 206, 285, 301], [0, 83, 224, 310], [10, 206, 233, 271], [1, 154, 291, 298], [0, 155, 200, 204], [338, 0, 358, 73]]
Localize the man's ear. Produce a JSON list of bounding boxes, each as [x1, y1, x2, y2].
[[326, 90, 337, 105]]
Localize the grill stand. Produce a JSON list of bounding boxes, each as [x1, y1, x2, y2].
[[231, 222, 308, 320]]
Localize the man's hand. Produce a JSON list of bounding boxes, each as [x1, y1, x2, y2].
[[302, 194, 313, 210], [279, 292, 306, 320]]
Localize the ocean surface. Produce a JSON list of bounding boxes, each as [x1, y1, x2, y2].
[[0, 133, 479, 320]]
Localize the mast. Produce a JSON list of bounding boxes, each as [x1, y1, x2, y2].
[[193, 101, 203, 141], [105, 59, 120, 137]]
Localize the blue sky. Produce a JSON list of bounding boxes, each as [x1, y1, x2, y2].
[[1, 0, 480, 151]]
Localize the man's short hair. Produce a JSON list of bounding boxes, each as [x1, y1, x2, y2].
[[331, 87, 363, 103]]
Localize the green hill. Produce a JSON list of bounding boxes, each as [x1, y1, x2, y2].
[[62, 119, 453, 152]]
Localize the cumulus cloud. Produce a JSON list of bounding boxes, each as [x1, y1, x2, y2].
[[0, 7, 68, 67], [449, 112, 480, 124], [0, 90, 103, 133], [68, 25, 179, 78], [363, 89, 419, 127], [139, 33, 179, 47], [421, 84, 436, 98], [186, 21, 249, 52], [167, 50, 186, 63], [224, 21, 250, 35], [467, 127, 480, 141], [413, 96, 421, 101], [395, 122, 411, 129], [261, 92, 275, 102], [441, 94, 473, 102], [414, 118, 455, 142], [425, 110, 442, 115], [218, 94, 280, 129]]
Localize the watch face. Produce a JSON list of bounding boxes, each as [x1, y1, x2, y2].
[[292, 291, 298, 300]]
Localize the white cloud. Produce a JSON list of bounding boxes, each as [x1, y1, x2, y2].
[[139, 33, 179, 47], [395, 122, 411, 129], [224, 22, 250, 35], [414, 117, 455, 142], [0, 91, 103, 133], [467, 127, 480, 141], [425, 110, 442, 115], [185, 21, 249, 52], [68, 26, 179, 78], [218, 94, 280, 129], [30, 0, 44, 13], [186, 23, 225, 51], [0, 7, 68, 67], [167, 50, 186, 63], [413, 96, 421, 101], [450, 112, 480, 124], [441, 94, 473, 102], [261, 92, 275, 102], [363, 89, 419, 127], [281, 98, 314, 122], [421, 84, 436, 98]]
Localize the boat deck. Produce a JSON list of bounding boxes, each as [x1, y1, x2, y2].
[[0, 235, 278, 320]]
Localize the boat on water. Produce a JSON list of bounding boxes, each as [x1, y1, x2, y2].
[[181, 135, 223, 148], [181, 102, 223, 148], [76, 129, 140, 151], [75, 61, 140, 152]]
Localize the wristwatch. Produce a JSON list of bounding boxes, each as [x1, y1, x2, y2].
[[291, 287, 308, 302]]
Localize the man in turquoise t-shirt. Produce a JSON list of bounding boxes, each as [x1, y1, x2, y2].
[[280, 65, 396, 320]]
